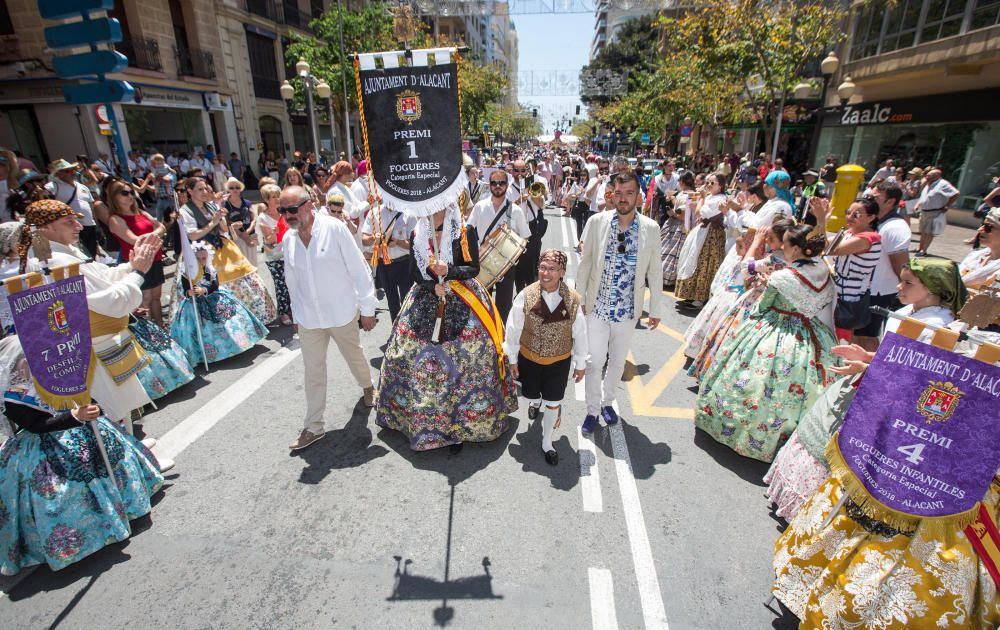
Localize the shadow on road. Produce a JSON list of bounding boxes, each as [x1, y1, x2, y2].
[[693, 428, 769, 487], [507, 416, 577, 491], [387, 485, 502, 628], [590, 420, 672, 480], [375, 417, 519, 487], [291, 400, 388, 484]]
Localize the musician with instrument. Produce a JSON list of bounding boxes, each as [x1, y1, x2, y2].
[[361, 205, 415, 322], [514, 181, 549, 291], [508, 159, 549, 209], [505, 249, 588, 466], [468, 171, 531, 321]]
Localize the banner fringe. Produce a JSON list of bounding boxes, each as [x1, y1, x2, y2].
[[374, 169, 469, 219], [825, 433, 982, 537], [32, 353, 96, 411]]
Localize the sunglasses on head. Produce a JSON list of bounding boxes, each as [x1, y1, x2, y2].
[[278, 199, 309, 215]]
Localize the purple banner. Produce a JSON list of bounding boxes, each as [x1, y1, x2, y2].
[[7, 275, 93, 409], [838, 332, 1000, 517]]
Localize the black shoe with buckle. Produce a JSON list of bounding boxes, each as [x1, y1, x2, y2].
[[527, 403, 540, 420]]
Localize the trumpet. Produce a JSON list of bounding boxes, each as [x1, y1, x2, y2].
[[528, 181, 546, 199]]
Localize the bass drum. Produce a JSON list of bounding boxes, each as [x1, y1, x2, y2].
[[476, 223, 527, 289]]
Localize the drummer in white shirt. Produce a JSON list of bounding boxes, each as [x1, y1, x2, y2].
[[467, 170, 531, 322]]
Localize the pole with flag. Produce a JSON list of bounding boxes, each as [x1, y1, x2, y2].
[[177, 226, 210, 371]]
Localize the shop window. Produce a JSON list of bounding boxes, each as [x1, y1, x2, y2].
[[919, 0, 969, 43], [971, 0, 1000, 29]]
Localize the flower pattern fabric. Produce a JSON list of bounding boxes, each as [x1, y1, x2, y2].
[[675, 223, 726, 302], [376, 280, 517, 451], [594, 215, 639, 323], [660, 217, 685, 284], [224, 272, 276, 325], [695, 265, 837, 462], [130, 316, 195, 400], [0, 417, 164, 575], [170, 288, 267, 365], [773, 476, 1000, 629], [763, 433, 830, 521], [266, 259, 291, 316]]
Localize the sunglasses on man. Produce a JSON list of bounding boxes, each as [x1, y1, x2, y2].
[[983, 222, 995, 233], [278, 199, 309, 215], [489, 180, 508, 187]]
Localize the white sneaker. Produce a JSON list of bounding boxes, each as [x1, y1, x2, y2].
[[157, 458, 175, 473], [141, 437, 157, 449]]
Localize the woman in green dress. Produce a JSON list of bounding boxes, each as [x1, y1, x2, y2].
[[695, 224, 837, 462]]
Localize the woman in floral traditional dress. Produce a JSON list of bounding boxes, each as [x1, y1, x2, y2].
[[170, 242, 267, 365], [764, 257, 968, 521], [178, 176, 276, 324], [690, 218, 793, 382], [660, 171, 696, 287], [0, 336, 165, 575], [695, 224, 837, 462], [375, 206, 517, 451], [130, 314, 195, 400], [674, 172, 730, 306], [773, 474, 1000, 629]]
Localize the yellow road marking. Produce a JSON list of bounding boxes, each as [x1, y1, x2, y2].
[[623, 322, 694, 420]]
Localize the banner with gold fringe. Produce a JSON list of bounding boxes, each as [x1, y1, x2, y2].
[[4, 267, 95, 410], [827, 331, 1000, 536]]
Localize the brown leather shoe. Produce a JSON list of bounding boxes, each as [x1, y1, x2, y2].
[[289, 429, 325, 450], [363, 386, 376, 407]]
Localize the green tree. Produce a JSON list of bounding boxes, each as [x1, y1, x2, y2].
[[581, 14, 660, 107], [458, 58, 507, 136]]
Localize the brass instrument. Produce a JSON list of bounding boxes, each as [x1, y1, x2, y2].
[[528, 181, 546, 199]]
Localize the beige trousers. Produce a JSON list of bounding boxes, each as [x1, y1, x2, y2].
[[298, 318, 373, 434]]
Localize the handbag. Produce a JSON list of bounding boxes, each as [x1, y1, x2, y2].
[[835, 291, 872, 330]]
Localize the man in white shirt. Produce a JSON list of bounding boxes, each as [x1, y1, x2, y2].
[[854, 181, 911, 351], [468, 170, 531, 321], [914, 168, 959, 256], [280, 186, 378, 451], [361, 206, 415, 322], [505, 249, 588, 466], [94, 152, 114, 176], [643, 159, 679, 218], [869, 158, 895, 186], [45, 158, 100, 257]]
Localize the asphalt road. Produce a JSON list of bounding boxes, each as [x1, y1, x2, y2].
[[0, 209, 798, 630]]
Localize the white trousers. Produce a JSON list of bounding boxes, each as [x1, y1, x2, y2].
[[584, 313, 636, 416]]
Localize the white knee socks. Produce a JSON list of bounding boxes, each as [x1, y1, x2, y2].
[[541, 399, 560, 453]]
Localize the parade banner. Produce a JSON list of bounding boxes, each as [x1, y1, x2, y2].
[[5, 272, 95, 410], [829, 332, 1000, 532], [355, 48, 467, 216]]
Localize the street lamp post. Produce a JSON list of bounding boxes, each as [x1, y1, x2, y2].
[[804, 51, 840, 170], [336, 0, 352, 157], [316, 80, 334, 157], [280, 59, 321, 156]]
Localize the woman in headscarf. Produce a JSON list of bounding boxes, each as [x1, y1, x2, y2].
[[0, 335, 166, 575], [375, 206, 517, 451], [695, 224, 837, 462], [170, 241, 267, 365], [764, 256, 968, 521], [674, 172, 730, 306], [178, 176, 276, 324]]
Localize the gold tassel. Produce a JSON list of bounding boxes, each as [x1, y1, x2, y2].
[[460, 225, 471, 262], [825, 433, 982, 537], [380, 243, 391, 265]]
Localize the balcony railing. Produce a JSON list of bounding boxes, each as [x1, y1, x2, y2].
[[245, 0, 314, 32], [253, 75, 282, 100], [175, 45, 216, 80], [117, 36, 163, 72]]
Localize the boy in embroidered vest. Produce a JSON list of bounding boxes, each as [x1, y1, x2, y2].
[[505, 249, 589, 465]]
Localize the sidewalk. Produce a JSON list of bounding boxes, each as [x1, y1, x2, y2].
[[915, 220, 978, 263]]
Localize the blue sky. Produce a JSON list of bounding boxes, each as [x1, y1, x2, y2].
[[511, 13, 591, 131]]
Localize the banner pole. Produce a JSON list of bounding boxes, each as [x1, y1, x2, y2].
[[189, 288, 210, 372], [89, 419, 118, 483]]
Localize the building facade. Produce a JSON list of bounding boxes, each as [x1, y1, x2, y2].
[[0, 0, 239, 171], [816, 0, 1000, 214]]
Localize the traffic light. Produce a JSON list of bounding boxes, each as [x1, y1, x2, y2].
[[575, 105, 580, 116], [532, 109, 537, 118]]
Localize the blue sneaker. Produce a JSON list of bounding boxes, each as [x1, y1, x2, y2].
[[601, 405, 619, 425], [581, 414, 599, 434]]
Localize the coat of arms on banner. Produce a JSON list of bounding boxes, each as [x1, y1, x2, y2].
[[48, 299, 70, 335], [396, 90, 422, 123], [916, 380, 963, 423]]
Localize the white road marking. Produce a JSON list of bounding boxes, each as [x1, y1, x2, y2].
[[560, 211, 571, 249], [609, 422, 669, 629], [577, 428, 602, 513], [153, 344, 302, 461], [588, 567, 620, 630]]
